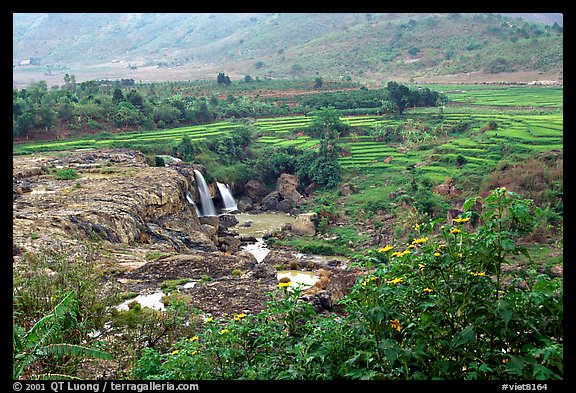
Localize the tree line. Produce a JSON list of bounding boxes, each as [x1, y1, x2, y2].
[[13, 76, 446, 140]]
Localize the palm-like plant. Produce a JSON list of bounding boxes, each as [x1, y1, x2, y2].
[[13, 291, 113, 380]]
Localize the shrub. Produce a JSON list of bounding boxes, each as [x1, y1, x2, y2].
[[53, 168, 80, 180]]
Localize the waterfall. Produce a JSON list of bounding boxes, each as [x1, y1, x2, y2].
[[193, 170, 217, 216], [186, 192, 202, 217], [217, 182, 238, 212]]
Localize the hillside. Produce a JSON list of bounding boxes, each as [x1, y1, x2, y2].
[[13, 13, 563, 88]]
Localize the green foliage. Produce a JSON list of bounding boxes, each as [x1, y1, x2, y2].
[[53, 168, 80, 180], [305, 106, 348, 140], [13, 292, 112, 380], [296, 151, 342, 189], [154, 156, 165, 167], [130, 188, 562, 380]]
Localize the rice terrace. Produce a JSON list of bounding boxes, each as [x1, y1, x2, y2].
[[13, 13, 563, 384]]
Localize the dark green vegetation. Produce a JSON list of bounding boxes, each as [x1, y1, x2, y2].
[[13, 76, 563, 380], [13, 13, 562, 84]]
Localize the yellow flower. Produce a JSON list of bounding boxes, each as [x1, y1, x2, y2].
[[470, 271, 486, 277], [189, 336, 199, 342], [440, 225, 445, 230], [400, 249, 411, 256], [390, 319, 402, 332], [450, 228, 461, 235], [500, 186, 507, 192], [171, 350, 179, 355], [412, 237, 429, 244], [423, 287, 433, 293], [389, 277, 403, 285], [205, 317, 214, 323], [434, 252, 441, 257], [453, 217, 470, 223], [407, 244, 417, 249], [414, 223, 420, 231], [278, 281, 292, 289], [391, 251, 401, 257], [378, 245, 393, 253], [234, 313, 247, 321], [191, 350, 199, 355], [458, 253, 463, 258], [418, 263, 426, 271], [220, 328, 229, 334]]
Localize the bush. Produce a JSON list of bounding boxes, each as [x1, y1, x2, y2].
[[53, 168, 80, 180]]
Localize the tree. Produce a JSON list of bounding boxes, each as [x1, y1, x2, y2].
[[112, 88, 124, 105], [112, 102, 142, 127], [305, 106, 347, 142], [386, 81, 411, 115], [126, 90, 145, 110], [314, 77, 323, 89], [217, 72, 232, 86]]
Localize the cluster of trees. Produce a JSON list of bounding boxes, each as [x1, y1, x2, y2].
[[385, 81, 446, 115], [12, 79, 285, 138], [299, 82, 446, 115], [13, 76, 445, 140]]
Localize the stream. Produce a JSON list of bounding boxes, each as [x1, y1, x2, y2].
[[111, 212, 348, 312]]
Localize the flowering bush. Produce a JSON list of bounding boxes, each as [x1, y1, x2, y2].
[[131, 188, 562, 380]]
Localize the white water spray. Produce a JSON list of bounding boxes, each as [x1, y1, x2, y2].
[[193, 169, 217, 216], [217, 182, 238, 212]]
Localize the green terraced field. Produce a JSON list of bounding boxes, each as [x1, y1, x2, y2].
[[432, 85, 563, 108], [13, 85, 563, 191]]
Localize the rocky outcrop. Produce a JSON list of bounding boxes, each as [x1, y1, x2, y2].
[[12, 149, 216, 255]]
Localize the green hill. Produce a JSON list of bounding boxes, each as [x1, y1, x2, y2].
[[13, 13, 563, 87]]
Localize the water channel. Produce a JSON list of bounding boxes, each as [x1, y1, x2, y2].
[[113, 212, 348, 312]]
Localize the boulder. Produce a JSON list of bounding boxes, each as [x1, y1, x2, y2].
[[291, 212, 317, 236], [276, 199, 294, 213], [304, 182, 318, 195], [260, 191, 281, 211], [218, 236, 242, 253], [276, 173, 303, 203], [219, 214, 239, 230], [338, 183, 357, 196], [237, 196, 254, 212], [245, 179, 268, 203], [252, 262, 277, 279]]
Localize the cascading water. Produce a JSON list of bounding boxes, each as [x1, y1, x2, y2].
[[217, 182, 238, 212], [186, 192, 202, 217], [193, 169, 217, 216]]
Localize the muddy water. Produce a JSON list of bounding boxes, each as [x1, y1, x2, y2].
[[277, 270, 319, 290], [235, 212, 349, 266], [236, 213, 295, 263], [116, 292, 166, 311], [235, 213, 295, 238]]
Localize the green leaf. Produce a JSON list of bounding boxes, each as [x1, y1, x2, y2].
[[505, 354, 526, 376], [45, 344, 113, 361], [451, 325, 476, 348], [496, 300, 513, 329]]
